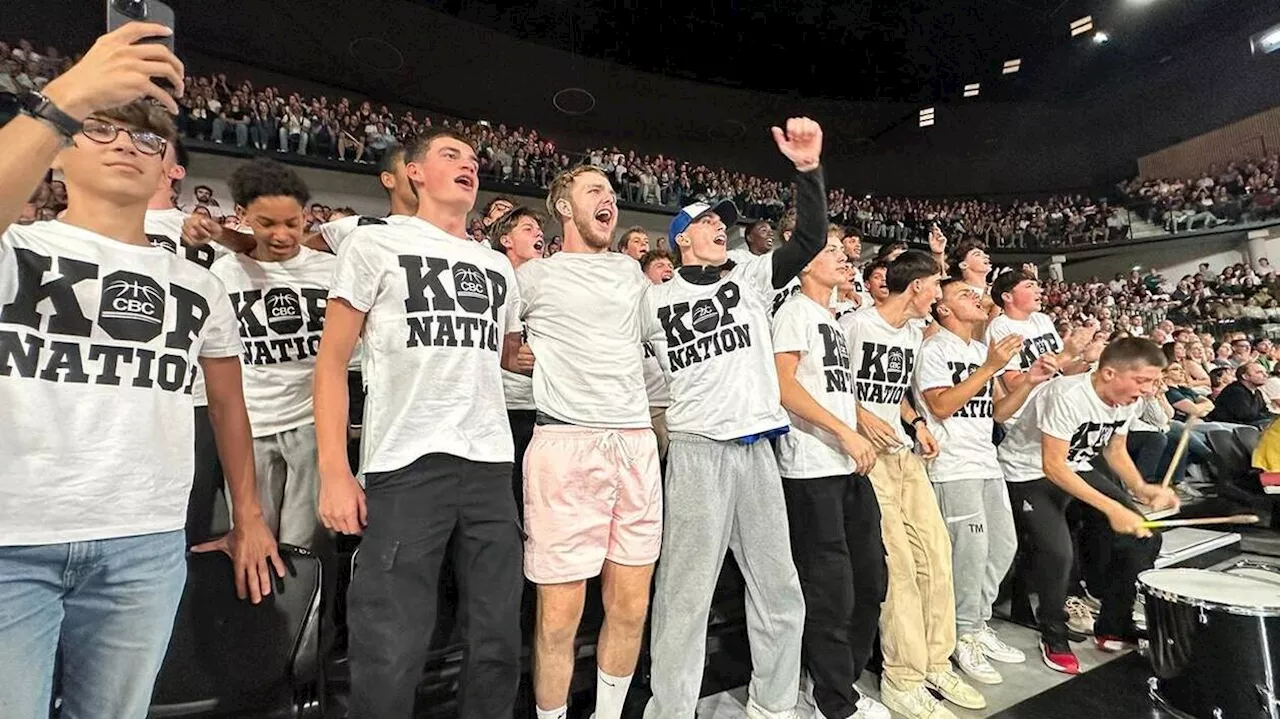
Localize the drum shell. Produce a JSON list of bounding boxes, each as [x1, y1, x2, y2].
[[1143, 585, 1280, 718]]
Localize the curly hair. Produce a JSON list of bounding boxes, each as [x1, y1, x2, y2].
[[228, 158, 311, 209]]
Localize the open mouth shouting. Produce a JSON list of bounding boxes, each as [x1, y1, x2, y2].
[[454, 174, 476, 191], [533, 239, 545, 253], [713, 231, 728, 247], [594, 205, 616, 231]]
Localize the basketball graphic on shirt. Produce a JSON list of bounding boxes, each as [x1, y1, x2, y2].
[[265, 287, 303, 335], [452, 263, 490, 314], [887, 346, 905, 381], [98, 271, 165, 342], [691, 299, 720, 334], [147, 233, 178, 254]]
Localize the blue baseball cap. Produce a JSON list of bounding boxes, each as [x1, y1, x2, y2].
[[667, 200, 739, 253]]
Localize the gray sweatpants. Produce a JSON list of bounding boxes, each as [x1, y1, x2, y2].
[[251, 423, 330, 552], [932, 477, 1017, 637], [645, 432, 805, 719]]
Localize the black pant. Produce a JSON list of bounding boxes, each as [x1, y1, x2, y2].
[[1007, 471, 1161, 642], [347, 453, 523, 718], [508, 409, 536, 516], [783, 474, 887, 719], [186, 405, 227, 545]]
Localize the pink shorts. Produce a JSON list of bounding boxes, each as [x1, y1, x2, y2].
[[522, 424, 663, 584]]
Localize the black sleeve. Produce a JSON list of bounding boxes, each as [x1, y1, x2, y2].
[[770, 165, 827, 290]]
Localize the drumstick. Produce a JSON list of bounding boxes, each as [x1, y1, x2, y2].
[[1161, 416, 1201, 489], [1141, 514, 1260, 529]]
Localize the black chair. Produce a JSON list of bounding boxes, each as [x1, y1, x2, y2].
[[148, 545, 324, 718], [1204, 427, 1262, 502]]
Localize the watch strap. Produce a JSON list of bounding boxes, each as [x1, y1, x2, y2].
[[20, 92, 82, 141]]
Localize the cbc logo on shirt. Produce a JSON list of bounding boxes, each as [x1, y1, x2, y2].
[[98, 271, 166, 342], [265, 288, 304, 335], [453, 265, 490, 314]]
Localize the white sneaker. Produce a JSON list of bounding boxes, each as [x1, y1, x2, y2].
[[976, 625, 1026, 664], [925, 668, 987, 710], [954, 634, 1003, 685], [1065, 596, 1096, 636], [880, 682, 957, 719], [852, 695, 891, 719]]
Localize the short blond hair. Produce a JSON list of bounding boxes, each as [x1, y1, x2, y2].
[[546, 166, 608, 220], [827, 223, 845, 241]]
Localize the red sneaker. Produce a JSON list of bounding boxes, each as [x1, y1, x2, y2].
[[1041, 639, 1081, 674]]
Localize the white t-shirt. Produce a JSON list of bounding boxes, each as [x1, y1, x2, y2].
[[642, 340, 671, 408], [914, 328, 1001, 482], [318, 213, 418, 254], [772, 293, 857, 478], [850, 265, 874, 308], [986, 311, 1062, 425], [328, 217, 521, 472], [211, 247, 336, 437], [997, 372, 1137, 483], [0, 222, 242, 544], [643, 253, 788, 439], [727, 247, 799, 319], [516, 252, 650, 428], [986, 311, 1062, 374], [146, 207, 231, 406], [844, 306, 923, 449]]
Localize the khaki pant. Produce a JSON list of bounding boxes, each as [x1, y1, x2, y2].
[[867, 450, 956, 690]]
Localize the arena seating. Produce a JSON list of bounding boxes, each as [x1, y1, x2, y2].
[[5, 37, 1276, 254]]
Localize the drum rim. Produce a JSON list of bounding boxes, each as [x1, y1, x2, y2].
[[1138, 569, 1280, 616]]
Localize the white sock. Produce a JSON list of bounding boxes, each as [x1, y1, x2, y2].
[[535, 705, 567, 719], [594, 668, 634, 719]]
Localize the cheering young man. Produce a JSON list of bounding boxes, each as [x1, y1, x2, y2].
[[986, 270, 1094, 421], [844, 251, 984, 718], [314, 128, 527, 718], [642, 118, 824, 719], [773, 237, 888, 719], [913, 279, 1056, 686], [518, 165, 658, 719], [211, 159, 334, 551], [0, 25, 280, 717], [997, 339, 1178, 674]]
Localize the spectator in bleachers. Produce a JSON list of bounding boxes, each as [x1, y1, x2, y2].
[[1205, 362, 1276, 428]]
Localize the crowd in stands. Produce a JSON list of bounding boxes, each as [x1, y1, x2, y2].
[[9, 35, 1279, 255], [5, 34, 1279, 251], [1120, 154, 1280, 232]]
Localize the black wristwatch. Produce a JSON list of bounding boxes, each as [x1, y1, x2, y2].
[[911, 417, 927, 428], [19, 91, 82, 143]]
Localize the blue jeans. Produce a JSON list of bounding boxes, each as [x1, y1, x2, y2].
[[0, 530, 186, 718]]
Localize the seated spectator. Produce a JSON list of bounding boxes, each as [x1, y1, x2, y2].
[[1127, 389, 1174, 482], [1205, 362, 1276, 428]]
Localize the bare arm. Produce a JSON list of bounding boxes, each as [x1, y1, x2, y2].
[[0, 116, 64, 234], [778, 352, 850, 434], [314, 298, 363, 476], [1042, 435, 1135, 517], [921, 364, 1000, 420], [199, 356, 286, 603]]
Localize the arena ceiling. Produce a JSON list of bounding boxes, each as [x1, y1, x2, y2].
[[416, 0, 1270, 102]]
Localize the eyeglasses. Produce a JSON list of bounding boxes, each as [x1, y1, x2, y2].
[[79, 117, 168, 156]]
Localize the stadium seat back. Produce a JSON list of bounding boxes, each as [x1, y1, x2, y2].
[[149, 545, 323, 718]]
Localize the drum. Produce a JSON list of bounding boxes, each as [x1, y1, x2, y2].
[[1139, 566, 1280, 719]]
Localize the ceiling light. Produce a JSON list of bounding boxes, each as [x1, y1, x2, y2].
[[918, 107, 935, 128], [1002, 58, 1022, 74], [963, 83, 980, 98], [1250, 23, 1280, 54], [1070, 15, 1094, 37], [1093, 31, 1110, 44]]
